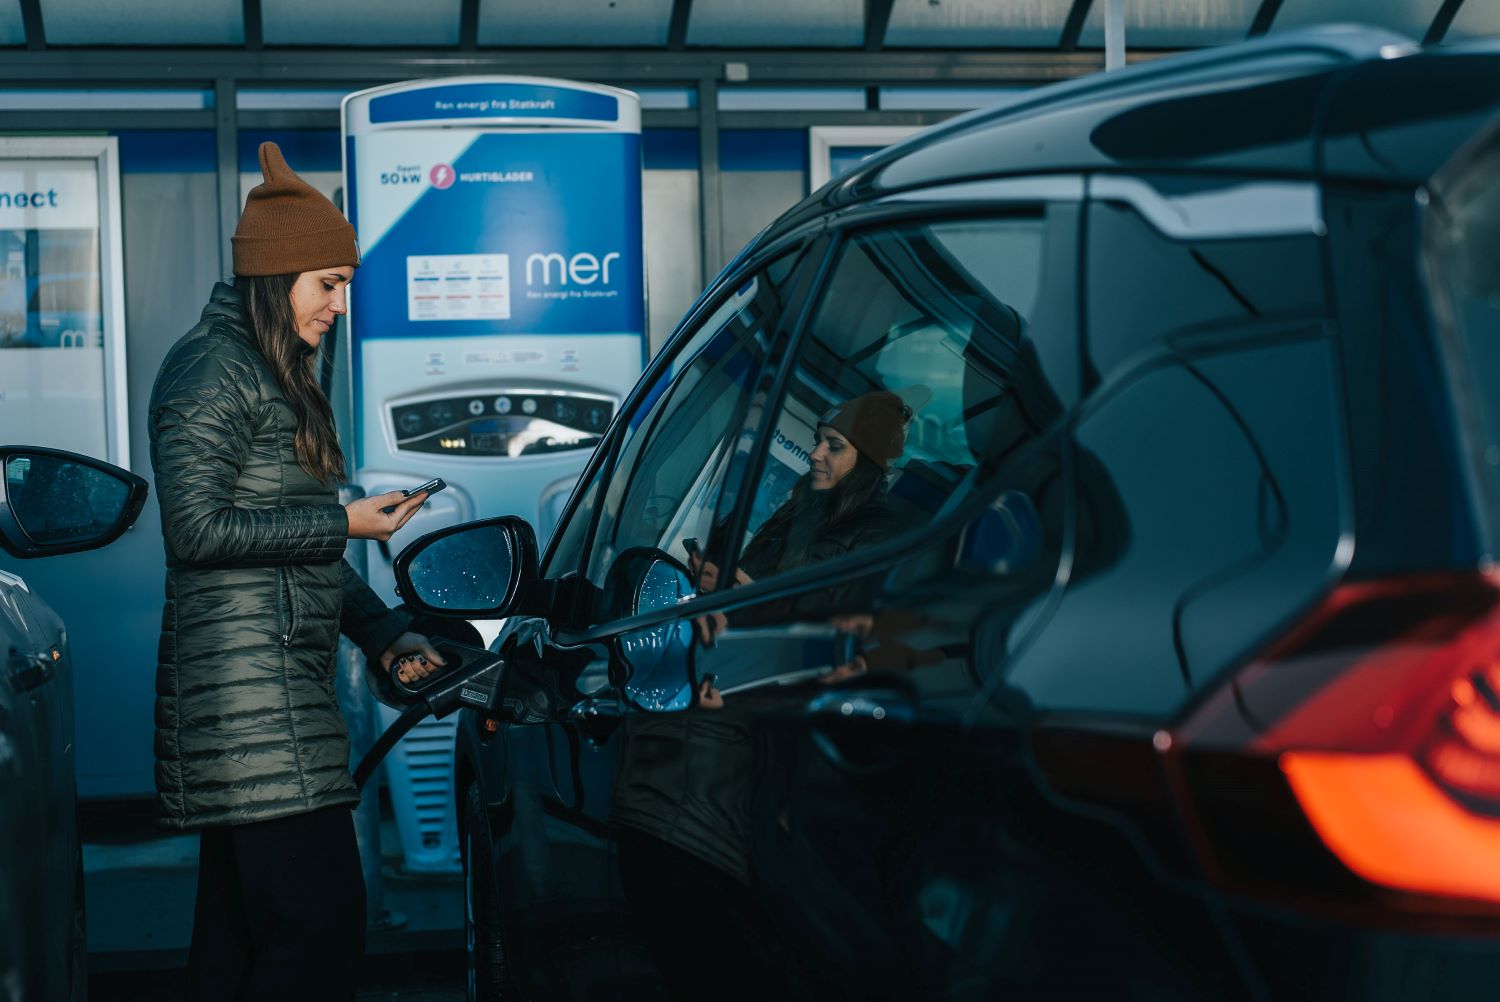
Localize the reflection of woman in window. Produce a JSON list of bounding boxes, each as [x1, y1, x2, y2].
[[735, 390, 910, 583], [690, 391, 910, 669]]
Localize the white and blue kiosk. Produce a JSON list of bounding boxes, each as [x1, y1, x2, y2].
[[342, 77, 645, 870]]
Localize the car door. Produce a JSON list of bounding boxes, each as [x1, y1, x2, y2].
[[0, 446, 146, 1002], [466, 231, 833, 1000], [499, 191, 1098, 999], [0, 565, 54, 999], [552, 189, 1116, 998], [604, 191, 1251, 997], [664, 199, 1098, 998], [0, 567, 78, 1002]]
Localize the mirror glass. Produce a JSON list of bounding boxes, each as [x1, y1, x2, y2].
[[406, 524, 515, 612], [5, 453, 129, 545], [621, 556, 695, 711]]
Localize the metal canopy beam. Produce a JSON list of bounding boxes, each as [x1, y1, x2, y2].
[[1059, 0, 1094, 51], [697, 76, 722, 281], [667, 0, 693, 50], [216, 78, 240, 281], [865, 0, 896, 53], [18, 0, 44, 50], [1425, 0, 1467, 45], [459, 0, 480, 51], [0, 47, 1106, 86], [244, 0, 262, 50], [1248, 0, 1286, 38], [0, 110, 217, 130], [0, 108, 960, 133]]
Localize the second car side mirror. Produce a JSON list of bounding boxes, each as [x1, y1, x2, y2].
[[0, 445, 148, 559], [392, 515, 539, 619]]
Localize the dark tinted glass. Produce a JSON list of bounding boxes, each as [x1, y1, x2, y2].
[[546, 252, 802, 584], [4, 453, 128, 545], [1087, 178, 1324, 379], [731, 211, 1076, 608], [1006, 335, 1344, 717], [545, 460, 602, 580], [579, 251, 803, 623]]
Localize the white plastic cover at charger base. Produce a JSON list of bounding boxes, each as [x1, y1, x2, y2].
[[343, 76, 646, 874], [376, 707, 461, 873]]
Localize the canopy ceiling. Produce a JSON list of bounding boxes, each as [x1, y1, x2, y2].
[[0, 0, 1490, 51]]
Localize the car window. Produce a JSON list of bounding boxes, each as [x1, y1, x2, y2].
[[1086, 175, 1325, 381], [568, 245, 817, 624], [729, 213, 1074, 596]]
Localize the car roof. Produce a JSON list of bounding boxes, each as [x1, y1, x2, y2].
[[754, 25, 1500, 252]]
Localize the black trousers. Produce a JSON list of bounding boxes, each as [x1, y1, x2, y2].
[[187, 805, 366, 1002]]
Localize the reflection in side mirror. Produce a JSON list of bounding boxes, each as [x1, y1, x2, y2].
[[393, 516, 539, 619], [0, 446, 147, 559], [619, 552, 695, 712], [406, 525, 515, 611], [7, 453, 130, 544]]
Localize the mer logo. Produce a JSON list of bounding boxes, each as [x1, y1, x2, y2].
[[525, 251, 622, 287]]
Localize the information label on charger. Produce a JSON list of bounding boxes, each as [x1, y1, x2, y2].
[[406, 253, 511, 322]]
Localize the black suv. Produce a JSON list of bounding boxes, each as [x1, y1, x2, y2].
[[394, 26, 1500, 1001], [0, 446, 146, 1000]]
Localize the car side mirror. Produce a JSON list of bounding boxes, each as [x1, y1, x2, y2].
[[393, 515, 539, 619], [608, 547, 696, 712], [0, 446, 148, 559]]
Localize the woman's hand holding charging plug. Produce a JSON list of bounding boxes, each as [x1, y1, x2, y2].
[[380, 632, 447, 685]]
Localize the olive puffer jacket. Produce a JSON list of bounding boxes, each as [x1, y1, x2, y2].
[[149, 282, 409, 830]]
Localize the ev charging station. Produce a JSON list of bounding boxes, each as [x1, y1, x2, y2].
[[342, 77, 646, 870]]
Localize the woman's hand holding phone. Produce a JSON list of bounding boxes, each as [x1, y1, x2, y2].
[[346, 490, 426, 541], [347, 477, 445, 541]]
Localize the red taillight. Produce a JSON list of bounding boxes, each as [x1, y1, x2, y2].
[[1170, 572, 1500, 913]]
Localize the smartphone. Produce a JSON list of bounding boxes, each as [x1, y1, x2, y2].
[[382, 478, 447, 514]]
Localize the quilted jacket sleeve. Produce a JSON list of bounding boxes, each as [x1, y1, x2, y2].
[[339, 558, 412, 662], [150, 333, 349, 567]]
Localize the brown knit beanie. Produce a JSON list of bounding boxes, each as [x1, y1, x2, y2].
[[232, 142, 359, 276], [819, 390, 912, 472]]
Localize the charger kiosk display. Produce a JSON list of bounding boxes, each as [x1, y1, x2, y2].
[[343, 77, 646, 871]]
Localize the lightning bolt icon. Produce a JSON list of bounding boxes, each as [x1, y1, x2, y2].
[[434, 166, 451, 186]]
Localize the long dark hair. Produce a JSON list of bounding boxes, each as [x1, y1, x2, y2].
[[752, 453, 887, 572], [235, 274, 346, 485]]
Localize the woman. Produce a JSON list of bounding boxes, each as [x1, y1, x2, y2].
[[149, 142, 441, 1001]]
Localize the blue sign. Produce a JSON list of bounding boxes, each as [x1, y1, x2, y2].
[[369, 83, 619, 125], [350, 130, 643, 339]]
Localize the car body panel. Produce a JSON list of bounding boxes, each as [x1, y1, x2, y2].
[[0, 447, 147, 1001], [441, 31, 1500, 1002]]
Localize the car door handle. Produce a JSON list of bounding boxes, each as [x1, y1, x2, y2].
[[806, 686, 916, 726], [805, 684, 918, 776], [567, 696, 624, 746], [8, 648, 56, 692]]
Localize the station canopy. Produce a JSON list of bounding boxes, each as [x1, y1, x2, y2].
[[0, 0, 1492, 51]]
